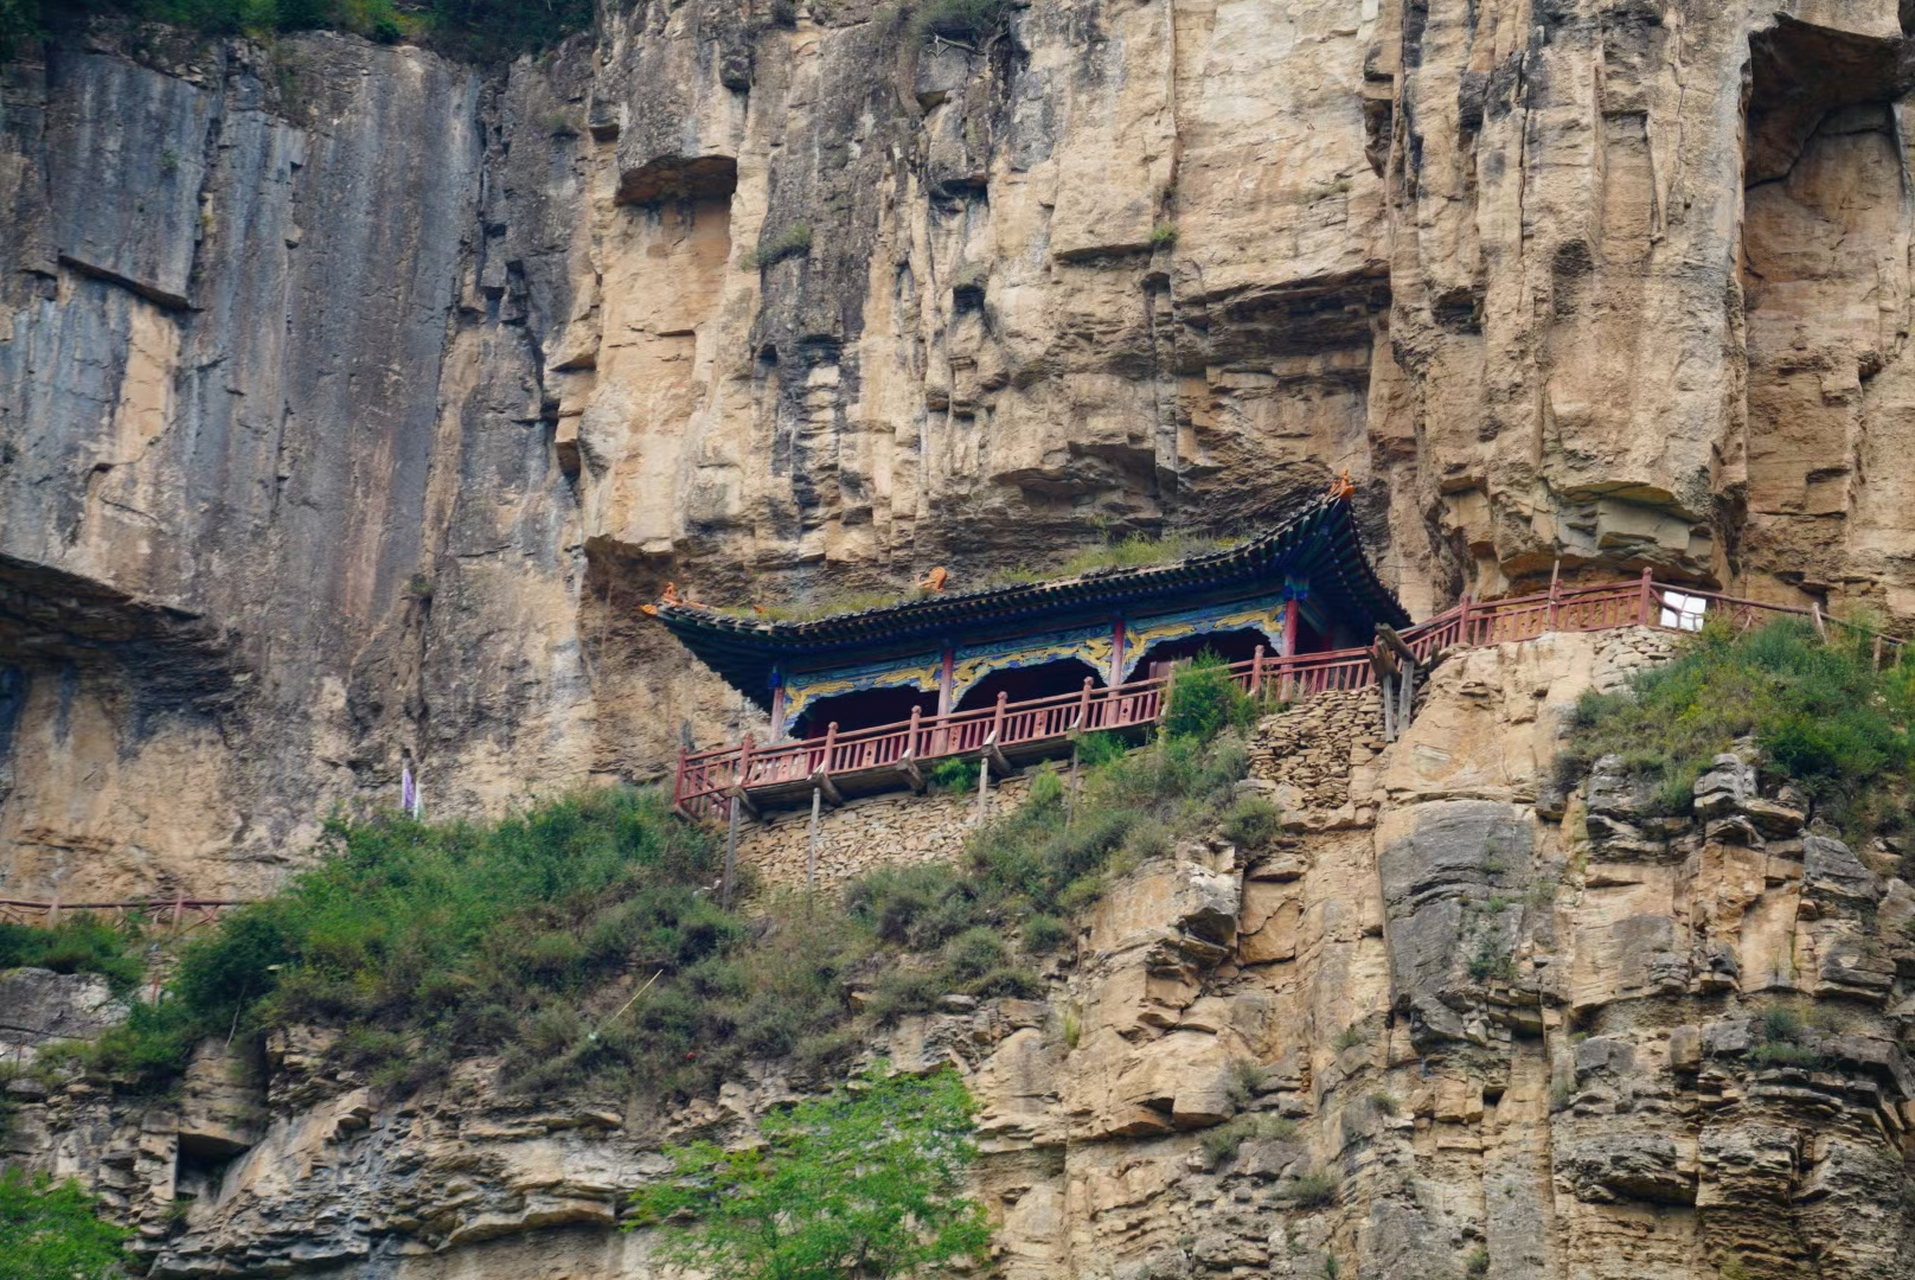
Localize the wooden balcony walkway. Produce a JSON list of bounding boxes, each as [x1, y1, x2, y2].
[[674, 572, 1904, 823]]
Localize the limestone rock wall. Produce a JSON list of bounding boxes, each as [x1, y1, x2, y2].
[[14, 626, 1912, 1278], [12, 3, 1915, 898]]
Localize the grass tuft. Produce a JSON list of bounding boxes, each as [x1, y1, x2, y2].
[[1559, 616, 1915, 835]]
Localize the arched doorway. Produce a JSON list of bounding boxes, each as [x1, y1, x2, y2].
[[955, 658, 1105, 713], [1129, 629, 1274, 681], [792, 685, 939, 739]]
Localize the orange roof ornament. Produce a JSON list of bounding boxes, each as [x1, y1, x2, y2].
[[641, 581, 688, 617], [916, 566, 949, 594], [1327, 470, 1356, 502]]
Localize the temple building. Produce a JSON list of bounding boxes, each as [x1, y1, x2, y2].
[[651, 489, 1409, 748]]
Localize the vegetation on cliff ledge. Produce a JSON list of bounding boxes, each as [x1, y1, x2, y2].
[[1558, 615, 1915, 833], [628, 1065, 989, 1280], [83, 789, 862, 1098], [63, 651, 1266, 1103], [0, 1169, 132, 1280], [3, 0, 591, 62]]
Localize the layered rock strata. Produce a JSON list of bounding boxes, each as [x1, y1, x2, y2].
[[14, 3, 1915, 895], [9, 627, 1913, 1278]]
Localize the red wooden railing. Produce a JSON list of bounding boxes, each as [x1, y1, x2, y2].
[[673, 571, 1908, 821], [0, 898, 244, 938]]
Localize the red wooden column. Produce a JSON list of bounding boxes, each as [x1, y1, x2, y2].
[[937, 646, 956, 717], [1109, 617, 1126, 687], [934, 646, 955, 755], [1638, 567, 1654, 626], [768, 675, 788, 742]]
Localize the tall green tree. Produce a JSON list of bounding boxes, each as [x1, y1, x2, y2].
[[627, 1065, 991, 1280], [0, 1169, 132, 1280]]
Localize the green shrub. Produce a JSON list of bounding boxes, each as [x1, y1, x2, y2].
[[943, 927, 1008, 981], [1747, 1040, 1825, 1069], [1162, 652, 1256, 743], [1226, 1058, 1272, 1107], [1332, 1022, 1368, 1052], [85, 790, 865, 1100], [628, 1065, 990, 1279], [1148, 222, 1178, 248], [751, 224, 813, 269], [4, 0, 588, 62], [1761, 1005, 1803, 1044], [926, 756, 981, 794], [0, 916, 142, 995], [1274, 1169, 1339, 1208], [1221, 794, 1282, 848], [1467, 935, 1515, 983], [1199, 1111, 1296, 1164], [0, 1169, 133, 1280], [1559, 617, 1915, 832], [1021, 914, 1071, 954], [1464, 1246, 1491, 1277], [912, 0, 1011, 43]]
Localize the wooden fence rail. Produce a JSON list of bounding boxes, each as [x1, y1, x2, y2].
[[0, 898, 244, 937], [674, 571, 1906, 822]]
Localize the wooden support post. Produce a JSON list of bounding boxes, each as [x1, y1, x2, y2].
[[1077, 677, 1094, 731], [810, 767, 843, 806], [737, 733, 755, 793], [806, 787, 822, 900], [1251, 645, 1265, 699], [1399, 656, 1416, 729], [1638, 568, 1654, 627], [992, 689, 1008, 745], [1380, 672, 1397, 742], [1066, 742, 1080, 830], [1875, 635, 1885, 671], [722, 801, 740, 912], [897, 704, 924, 793], [1811, 601, 1828, 643], [975, 753, 991, 826], [170, 895, 185, 938], [1458, 594, 1472, 648], [1547, 557, 1562, 632], [769, 680, 788, 742], [823, 722, 839, 774]]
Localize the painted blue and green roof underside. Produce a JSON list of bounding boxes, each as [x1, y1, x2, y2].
[[650, 492, 1409, 713]]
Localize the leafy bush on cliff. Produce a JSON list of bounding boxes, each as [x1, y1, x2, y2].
[[1558, 617, 1915, 830], [0, 916, 142, 995], [0, 1168, 132, 1280], [843, 674, 1254, 1014], [3, 0, 590, 62], [627, 1064, 990, 1280], [87, 789, 863, 1098]]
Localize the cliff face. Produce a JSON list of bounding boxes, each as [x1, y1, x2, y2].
[[14, 2, 1915, 896], [8, 4, 1915, 1275], [12, 629, 1913, 1279]]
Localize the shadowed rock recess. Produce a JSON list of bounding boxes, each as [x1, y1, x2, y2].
[[7, 2, 1915, 1277]]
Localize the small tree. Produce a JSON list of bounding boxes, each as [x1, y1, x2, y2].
[[0, 1169, 132, 1280], [627, 1065, 991, 1280], [1162, 652, 1255, 743]]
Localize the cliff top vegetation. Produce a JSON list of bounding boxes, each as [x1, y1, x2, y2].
[[2, 0, 591, 63], [1558, 614, 1915, 835]]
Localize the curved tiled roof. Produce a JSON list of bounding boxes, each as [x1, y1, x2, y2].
[[652, 494, 1408, 704]]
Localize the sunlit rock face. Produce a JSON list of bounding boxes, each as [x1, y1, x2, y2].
[[5, 2, 1915, 900]]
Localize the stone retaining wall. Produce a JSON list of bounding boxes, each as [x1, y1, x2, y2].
[[736, 775, 1031, 893], [1248, 687, 1388, 811]]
